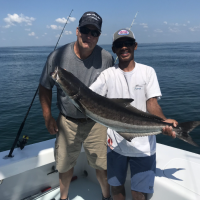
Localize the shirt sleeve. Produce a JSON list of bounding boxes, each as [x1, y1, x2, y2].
[[145, 67, 162, 100], [39, 53, 55, 89], [89, 72, 108, 96]]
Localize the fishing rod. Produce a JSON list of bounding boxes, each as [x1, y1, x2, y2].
[[6, 9, 73, 158], [114, 11, 138, 64]]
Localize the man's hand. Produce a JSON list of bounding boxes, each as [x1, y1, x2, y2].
[[162, 119, 178, 139], [45, 116, 58, 135]]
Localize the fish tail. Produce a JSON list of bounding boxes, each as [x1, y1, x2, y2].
[[176, 121, 200, 147]]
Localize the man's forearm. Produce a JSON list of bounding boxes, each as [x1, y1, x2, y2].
[[39, 84, 52, 120], [146, 97, 167, 120]]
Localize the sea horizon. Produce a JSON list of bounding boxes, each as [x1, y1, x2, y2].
[[0, 43, 200, 154]]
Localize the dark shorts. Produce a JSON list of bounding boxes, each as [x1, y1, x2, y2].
[[107, 146, 156, 193]]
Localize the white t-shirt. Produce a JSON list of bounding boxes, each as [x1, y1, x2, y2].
[[90, 62, 162, 157]]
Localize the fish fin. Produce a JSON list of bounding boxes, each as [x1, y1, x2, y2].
[[117, 132, 135, 142], [176, 121, 200, 147], [109, 98, 134, 106], [118, 131, 161, 142]]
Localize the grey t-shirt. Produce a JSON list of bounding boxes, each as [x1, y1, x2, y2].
[[40, 42, 114, 118]]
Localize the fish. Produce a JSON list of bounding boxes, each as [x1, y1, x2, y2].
[[51, 66, 200, 147]]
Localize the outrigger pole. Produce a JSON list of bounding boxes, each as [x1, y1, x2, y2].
[[114, 11, 138, 64], [6, 9, 74, 158]]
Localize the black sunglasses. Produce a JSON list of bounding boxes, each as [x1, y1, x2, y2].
[[79, 26, 101, 37], [113, 40, 135, 48]]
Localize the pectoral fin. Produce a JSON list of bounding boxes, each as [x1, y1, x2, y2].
[[117, 132, 135, 142]]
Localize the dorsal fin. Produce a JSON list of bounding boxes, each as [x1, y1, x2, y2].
[[109, 98, 163, 121], [109, 98, 134, 106]]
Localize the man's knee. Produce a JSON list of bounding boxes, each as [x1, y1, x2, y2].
[[111, 185, 125, 196], [131, 190, 147, 200]]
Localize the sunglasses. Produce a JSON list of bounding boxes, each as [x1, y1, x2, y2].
[[113, 40, 135, 48], [79, 26, 101, 37]]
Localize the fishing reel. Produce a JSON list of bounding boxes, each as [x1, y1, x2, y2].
[[17, 135, 29, 150]]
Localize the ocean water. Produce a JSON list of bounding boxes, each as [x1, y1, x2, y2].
[[0, 43, 200, 154]]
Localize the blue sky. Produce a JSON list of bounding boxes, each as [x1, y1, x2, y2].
[[0, 0, 200, 47]]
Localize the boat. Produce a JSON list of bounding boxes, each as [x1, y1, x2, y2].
[[0, 138, 200, 200]]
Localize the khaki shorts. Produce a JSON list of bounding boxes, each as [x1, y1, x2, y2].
[[54, 114, 107, 173]]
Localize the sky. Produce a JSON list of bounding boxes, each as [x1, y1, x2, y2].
[[0, 0, 200, 47]]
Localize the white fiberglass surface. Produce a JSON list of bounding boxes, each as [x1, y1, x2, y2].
[[163, 158, 200, 195], [34, 177, 101, 200]]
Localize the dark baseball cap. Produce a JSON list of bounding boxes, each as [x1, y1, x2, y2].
[[79, 11, 102, 32], [113, 28, 135, 43]]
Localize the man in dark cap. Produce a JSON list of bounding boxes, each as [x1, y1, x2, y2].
[[39, 11, 114, 200]]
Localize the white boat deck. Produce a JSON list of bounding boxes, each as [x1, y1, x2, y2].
[[34, 177, 102, 200], [1, 139, 200, 200]]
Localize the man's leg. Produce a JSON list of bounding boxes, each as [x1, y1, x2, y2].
[[129, 154, 156, 200], [55, 115, 82, 199], [131, 191, 147, 200], [111, 185, 125, 200], [59, 167, 74, 199], [107, 147, 128, 200], [83, 121, 111, 199], [96, 169, 110, 198]]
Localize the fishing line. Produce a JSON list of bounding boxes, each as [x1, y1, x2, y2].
[[6, 9, 73, 158]]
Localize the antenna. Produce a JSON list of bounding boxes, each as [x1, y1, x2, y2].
[[129, 11, 138, 30]]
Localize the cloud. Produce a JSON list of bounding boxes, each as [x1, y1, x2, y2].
[[169, 27, 180, 32], [69, 17, 76, 22], [56, 18, 67, 24], [187, 21, 190, 24], [25, 28, 30, 31], [28, 32, 35, 36], [154, 29, 163, 33], [189, 27, 195, 32], [3, 13, 35, 28], [189, 26, 200, 32], [47, 25, 63, 30], [164, 21, 167, 24], [55, 17, 76, 24], [4, 24, 11, 28], [64, 31, 72, 35], [140, 23, 148, 28], [42, 33, 47, 36]]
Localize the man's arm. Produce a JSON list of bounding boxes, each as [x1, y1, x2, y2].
[[147, 97, 178, 138], [39, 84, 58, 135]]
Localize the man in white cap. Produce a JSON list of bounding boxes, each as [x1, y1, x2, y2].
[[39, 11, 114, 200], [90, 28, 178, 200]]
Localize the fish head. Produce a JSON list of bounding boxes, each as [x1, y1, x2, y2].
[[51, 67, 80, 97]]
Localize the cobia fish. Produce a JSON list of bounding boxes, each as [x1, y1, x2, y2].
[[51, 67, 200, 147]]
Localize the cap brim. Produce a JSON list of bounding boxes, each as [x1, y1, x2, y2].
[[79, 22, 101, 32], [113, 36, 135, 44]]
